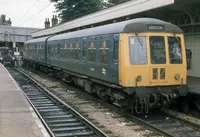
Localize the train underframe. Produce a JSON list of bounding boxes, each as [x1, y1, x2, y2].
[[23, 60, 189, 114]]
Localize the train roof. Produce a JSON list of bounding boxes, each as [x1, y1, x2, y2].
[[48, 18, 183, 41], [25, 18, 183, 43], [24, 36, 49, 44]]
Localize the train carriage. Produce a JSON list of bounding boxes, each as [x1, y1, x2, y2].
[[24, 18, 189, 114]]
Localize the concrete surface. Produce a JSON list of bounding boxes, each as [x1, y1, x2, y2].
[[0, 63, 49, 137]]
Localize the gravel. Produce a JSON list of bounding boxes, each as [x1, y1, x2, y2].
[[21, 69, 157, 137]]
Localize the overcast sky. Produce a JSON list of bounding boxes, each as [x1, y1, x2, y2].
[[0, 0, 57, 28]]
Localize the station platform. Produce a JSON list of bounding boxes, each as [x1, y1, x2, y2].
[[187, 76, 200, 95], [0, 63, 49, 137]]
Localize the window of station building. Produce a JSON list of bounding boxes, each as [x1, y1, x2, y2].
[[88, 41, 96, 62], [150, 36, 166, 64], [75, 43, 80, 60], [100, 40, 109, 64], [129, 36, 147, 65], [113, 40, 119, 61]]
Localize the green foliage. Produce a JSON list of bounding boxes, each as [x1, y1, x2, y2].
[[53, 0, 105, 22], [108, 0, 131, 6], [52, 0, 131, 23]]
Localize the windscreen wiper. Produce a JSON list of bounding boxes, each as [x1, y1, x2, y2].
[[135, 34, 143, 47], [173, 34, 181, 46]]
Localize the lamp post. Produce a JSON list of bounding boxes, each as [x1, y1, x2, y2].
[[3, 31, 9, 57]]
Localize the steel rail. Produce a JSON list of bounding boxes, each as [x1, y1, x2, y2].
[[17, 67, 200, 137], [13, 68, 109, 137]]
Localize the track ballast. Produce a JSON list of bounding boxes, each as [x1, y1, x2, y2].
[[8, 68, 109, 137]]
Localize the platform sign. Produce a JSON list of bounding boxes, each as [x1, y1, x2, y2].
[[14, 52, 20, 56]]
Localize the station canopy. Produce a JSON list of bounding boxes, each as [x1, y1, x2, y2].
[[32, 0, 200, 38]]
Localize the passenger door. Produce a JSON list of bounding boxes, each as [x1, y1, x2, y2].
[[96, 35, 111, 81], [82, 38, 88, 75], [110, 34, 120, 84]]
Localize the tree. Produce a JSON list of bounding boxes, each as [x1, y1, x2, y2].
[[52, 0, 105, 22], [108, 0, 131, 6]]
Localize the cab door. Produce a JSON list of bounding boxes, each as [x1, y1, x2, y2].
[[149, 35, 167, 85]]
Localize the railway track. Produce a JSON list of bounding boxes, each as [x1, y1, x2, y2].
[[8, 68, 110, 137], [136, 110, 200, 137], [12, 67, 200, 137]]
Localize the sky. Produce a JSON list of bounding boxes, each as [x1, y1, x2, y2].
[[0, 0, 57, 28]]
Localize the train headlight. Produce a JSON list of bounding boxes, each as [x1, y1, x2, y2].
[[0, 57, 3, 60], [136, 75, 142, 81], [174, 74, 180, 80]]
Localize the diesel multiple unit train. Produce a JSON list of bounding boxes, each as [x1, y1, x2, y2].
[[23, 18, 189, 114]]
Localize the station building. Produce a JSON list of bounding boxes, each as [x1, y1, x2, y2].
[[31, 0, 200, 78], [0, 14, 40, 57]]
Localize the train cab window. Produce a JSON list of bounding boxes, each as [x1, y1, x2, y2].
[[88, 42, 96, 62], [100, 40, 109, 64], [168, 36, 182, 64], [75, 43, 80, 60], [129, 36, 147, 64], [150, 36, 166, 64], [113, 40, 119, 61]]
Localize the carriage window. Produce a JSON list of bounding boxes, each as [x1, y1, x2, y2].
[[113, 40, 119, 61], [25, 44, 28, 51], [129, 36, 147, 64], [100, 40, 109, 64], [75, 43, 80, 60], [88, 42, 96, 62], [48, 45, 50, 53], [168, 36, 182, 64], [51, 45, 53, 57], [60, 44, 63, 58], [58, 44, 60, 54], [83, 43, 86, 57], [55, 46, 57, 58], [64, 44, 70, 58], [68, 43, 73, 58], [150, 36, 166, 64]]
